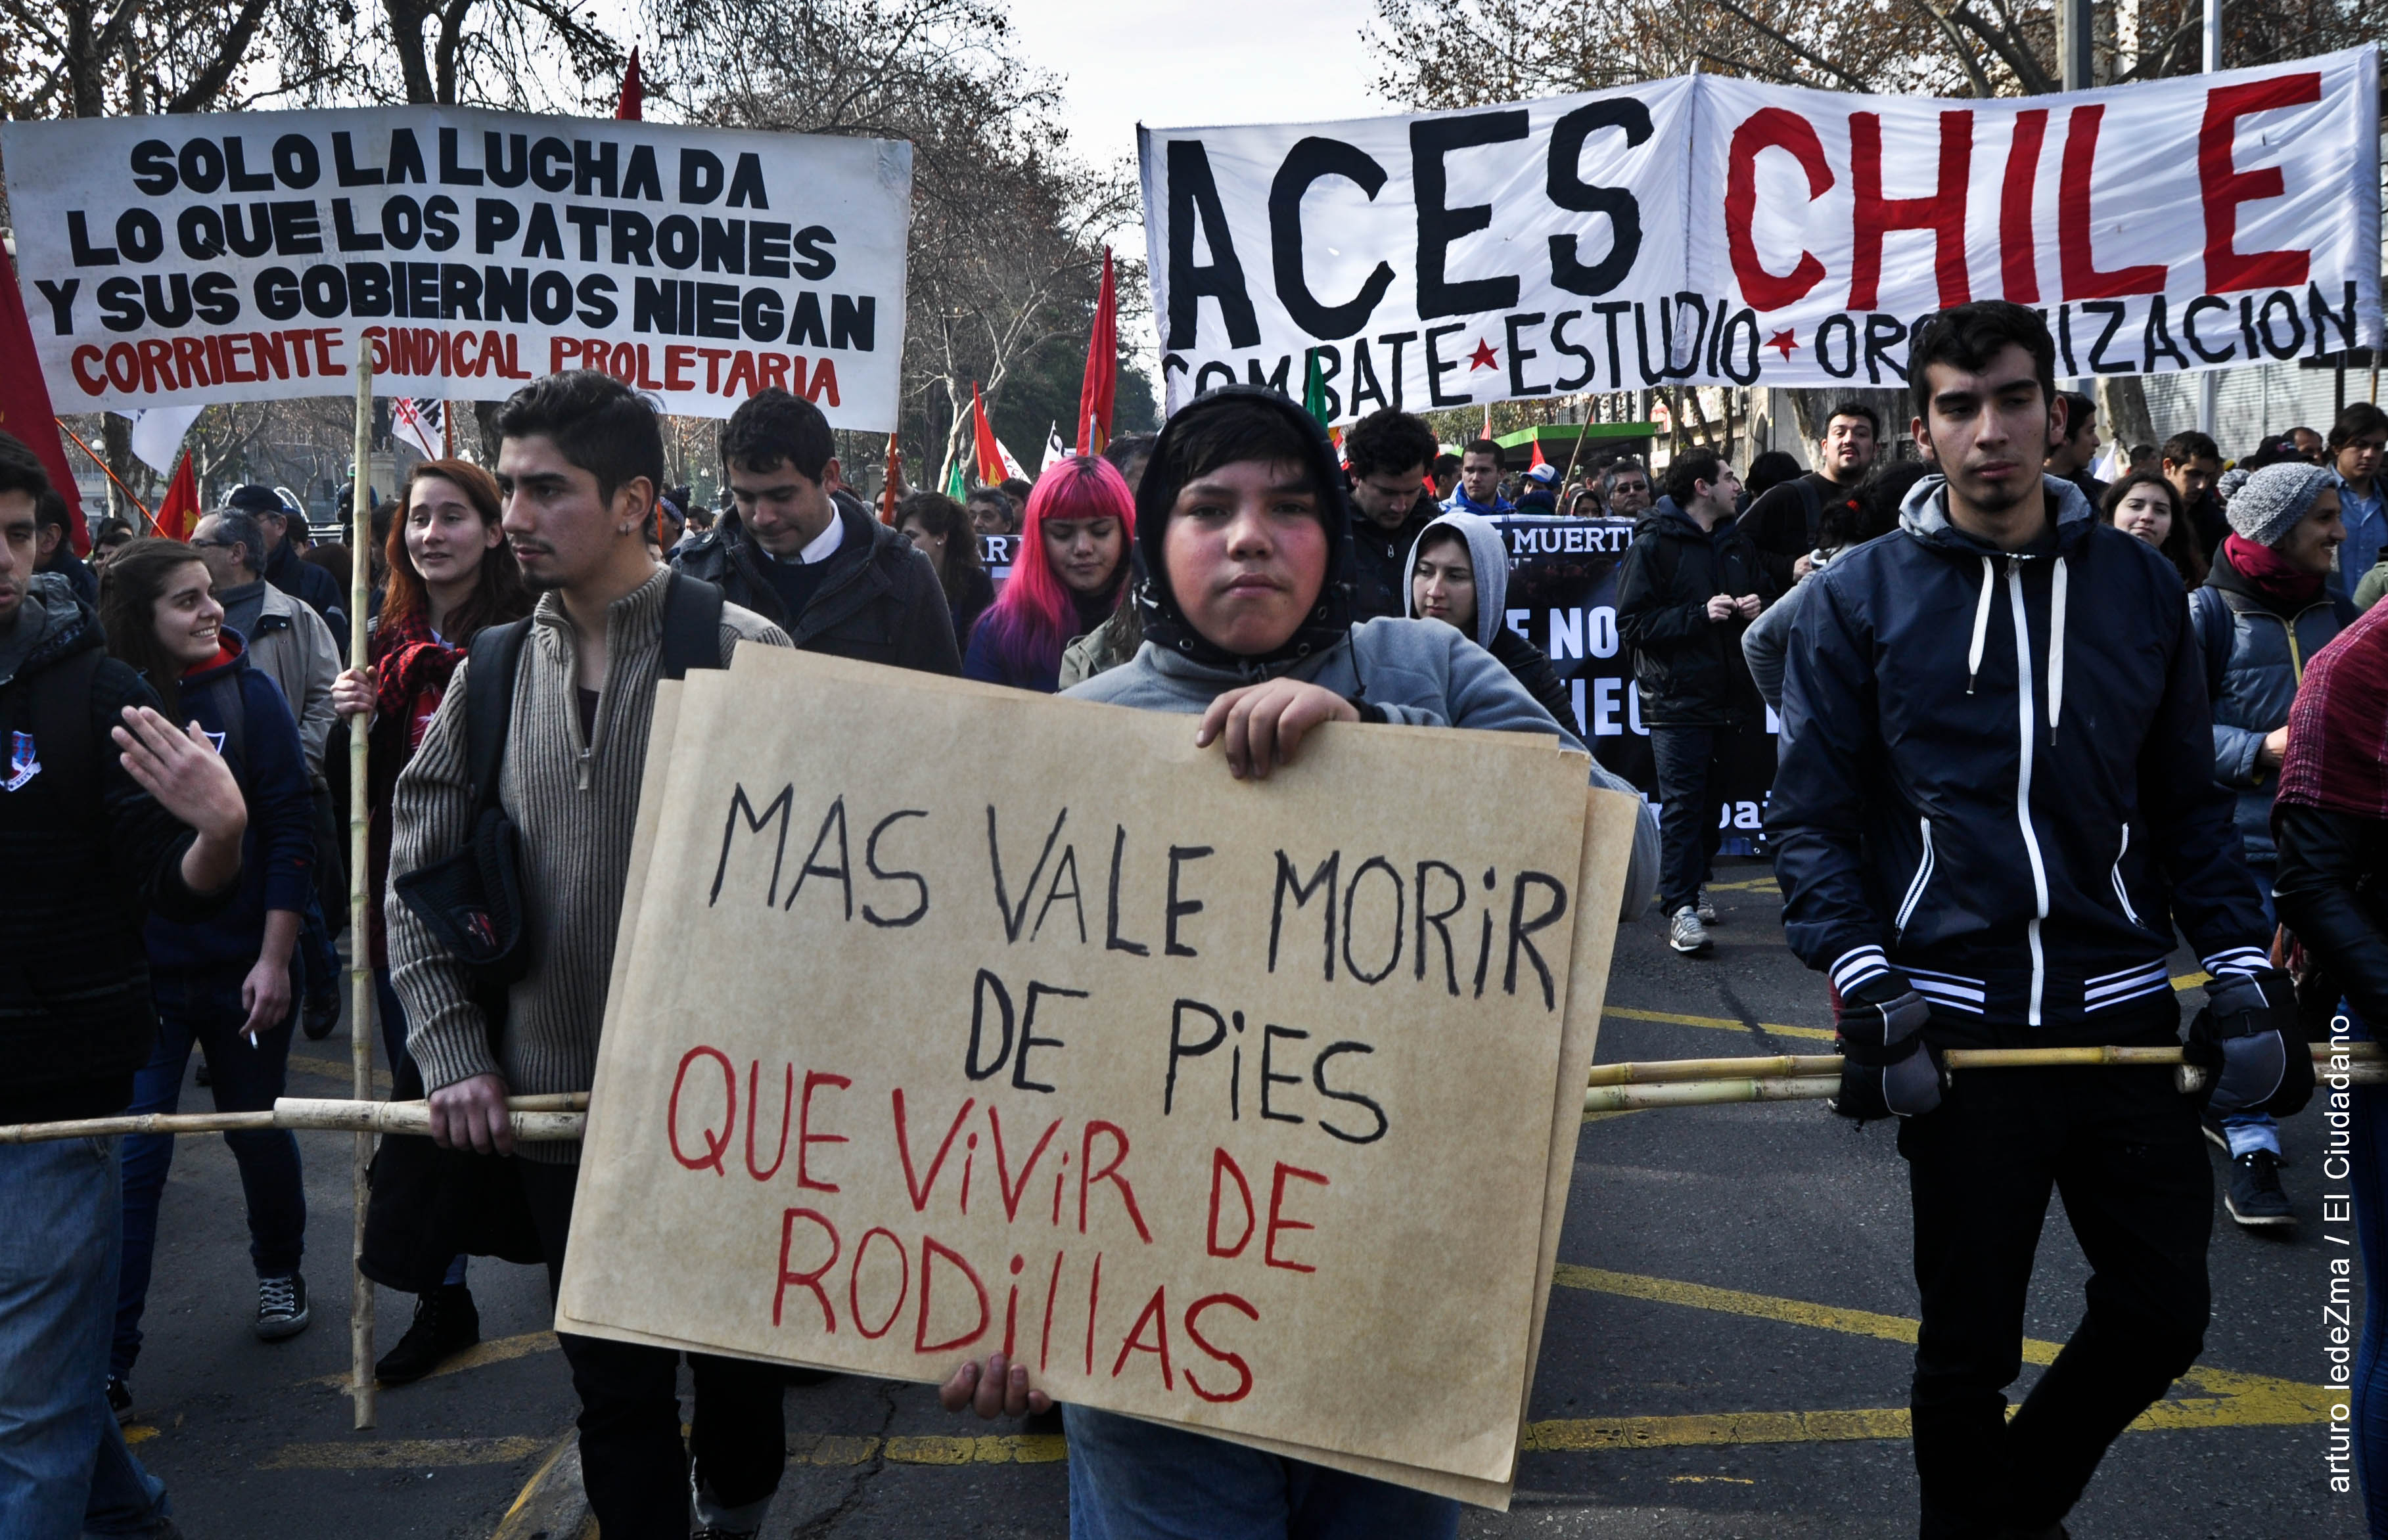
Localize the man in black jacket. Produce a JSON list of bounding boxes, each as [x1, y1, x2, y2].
[[674, 390, 961, 674], [1769, 302, 2297, 1540], [1741, 401, 1878, 591], [0, 430, 247, 1539], [1341, 407, 1440, 621], [1615, 448, 1768, 954]]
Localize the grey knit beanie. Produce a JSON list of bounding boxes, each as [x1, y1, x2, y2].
[[2227, 461, 2337, 547]]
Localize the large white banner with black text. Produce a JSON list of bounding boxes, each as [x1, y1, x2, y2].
[[1141, 47, 2380, 418], [2, 106, 913, 428]]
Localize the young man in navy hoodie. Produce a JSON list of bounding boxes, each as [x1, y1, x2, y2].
[[0, 430, 246, 1539], [1768, 304, 2305, 1539]]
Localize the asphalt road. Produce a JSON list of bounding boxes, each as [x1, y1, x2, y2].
[[119, 856, 2362, 1538]]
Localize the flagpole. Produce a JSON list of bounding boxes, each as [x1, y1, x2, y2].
[[55, 420, 158, 532], [345, 349, 378, 1432]]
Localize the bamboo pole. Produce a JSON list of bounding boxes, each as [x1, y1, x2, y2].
[[1586, 1056, 2388, 1114], [347, 350, 377, 1430], [1587, 1041, 2381, 1087], [0, 1095, 587, 1145]]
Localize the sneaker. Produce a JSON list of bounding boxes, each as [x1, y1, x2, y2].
[[255, 1273, 311, 1340], [106, 1375, 132, 1424], [302, 991, 341, 1040], [1668, 907, 1712, 955], [2225, 1150, 2295, 1227], [1695, 891, 1718, 925], [375, 1282, 479, 1384]]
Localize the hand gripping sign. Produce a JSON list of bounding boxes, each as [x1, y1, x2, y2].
[[556, 648, 1639, 1507]]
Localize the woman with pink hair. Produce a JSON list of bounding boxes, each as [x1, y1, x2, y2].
[[961, 455, 1136, 692]]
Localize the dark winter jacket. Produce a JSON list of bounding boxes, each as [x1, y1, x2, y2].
[[0, 575, 228, 1122], [1614, 500, 1770, 727], [673, 493, 961, 675], [140, 631, 317, 975], [1742, 472, 1861, 593], [1769, 474, 2272, 1043], [1344, 487, 1439, 623], [38, 546, 98, 609], [264, 535, 348, 639], [2274, 804, 2388, 1026], [2190, 548, 2354, 869]]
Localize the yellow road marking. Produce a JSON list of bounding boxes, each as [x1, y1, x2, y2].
[[1581, 1107, 1648, 1124], [260, 1435, 551, 1470], [2173, 971, 2211, 990], [1701, 877, 1780, 893], [307, 1328, 559, 1389], [1544, 1267, 2336, 1443], [1670, 1474, 1755, 1483], [123, 1424, 157, 1445]]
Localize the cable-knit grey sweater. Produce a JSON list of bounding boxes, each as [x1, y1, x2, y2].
[[387, 566, 788, 1162]]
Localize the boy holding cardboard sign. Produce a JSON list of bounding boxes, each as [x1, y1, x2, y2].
[[934, 385, 1653, 1533]]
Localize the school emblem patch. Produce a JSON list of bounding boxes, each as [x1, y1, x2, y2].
[[3, 731, 38, 791]]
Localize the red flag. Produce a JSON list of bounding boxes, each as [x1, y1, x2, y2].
[[0, 250, 89, 553], [878, 434, 903, 524], [1076, 247, 1117, 457], [1529, 436, 1546, 468], [153, 452, 202, 542], [615, 47, 643, 121], [972, 382, 1005, 486]]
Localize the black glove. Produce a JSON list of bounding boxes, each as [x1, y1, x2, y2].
[[1832, 974, 1941, 1120], [2186, 966, 2314, 1118]]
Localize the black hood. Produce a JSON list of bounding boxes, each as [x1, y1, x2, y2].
[[1130, 385, 1353, 672]]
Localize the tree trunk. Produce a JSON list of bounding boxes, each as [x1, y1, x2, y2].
[[103, 413, 134, 522], [2097, 375, 2159, 457]]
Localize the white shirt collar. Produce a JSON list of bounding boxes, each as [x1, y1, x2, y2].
[[762, 509, 846, 566]]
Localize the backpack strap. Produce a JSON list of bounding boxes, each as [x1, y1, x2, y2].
[[28, 643, 106, 825], [1793, 478, 1825, 546], [463, 618, 534, 820], [658, 572, 727, 681], [2188, 585, 2233, 703]]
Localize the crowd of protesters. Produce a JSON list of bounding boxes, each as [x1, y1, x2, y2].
[[4, 324, 2387, 1539]]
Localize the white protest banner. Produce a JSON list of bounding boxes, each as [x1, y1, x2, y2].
[[555, 648, 1638, 1499], [0, 107, 911, 426], [1141, 47, 2380, 417]]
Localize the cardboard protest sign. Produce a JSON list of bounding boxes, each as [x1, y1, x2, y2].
[[0, 107, 911, 426], [1141, 45, 2380, 413], [558, 646, 1636, 1495]]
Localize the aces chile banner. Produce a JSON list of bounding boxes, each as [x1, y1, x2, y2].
[[1, 107, 912, 428], [1141, 47, 2381, 420]]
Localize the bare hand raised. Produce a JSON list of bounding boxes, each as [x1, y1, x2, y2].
[[114, 706, 246, 844]]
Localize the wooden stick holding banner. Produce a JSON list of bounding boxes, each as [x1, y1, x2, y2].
[[0, 1095, 589, 1145], [1586, 1041, 2381, 1087], [55, 419, 158, 533], [346, 350, 376, 1430], [1584, 1049, 2387, 1113]]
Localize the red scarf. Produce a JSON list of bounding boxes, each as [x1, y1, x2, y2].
[[183, 643, 239, 676], [2224, 533, 2326, 609], [2277, 599, 2388, 820]]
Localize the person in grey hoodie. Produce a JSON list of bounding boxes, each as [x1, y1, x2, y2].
[[1402, 506, 1576, 725], [935, 386, 1654, 1535]]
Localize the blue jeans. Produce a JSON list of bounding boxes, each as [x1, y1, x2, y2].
[[0, 1137, 172, 1539], [1061, 1405, 1459, 1539], [1650, 723, 1734, 916], [114, 964, 305, 1380]]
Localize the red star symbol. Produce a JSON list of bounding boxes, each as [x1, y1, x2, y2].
[[1767, 328, 1799, 360], [1467, 338, 1498, 371]]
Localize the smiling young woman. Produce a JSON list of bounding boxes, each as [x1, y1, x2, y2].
[[961, 455, 1137, 693]]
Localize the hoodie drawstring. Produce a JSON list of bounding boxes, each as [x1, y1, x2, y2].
[[1965, 556, 1994, 694], [2046, 556, 2068, 745]]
